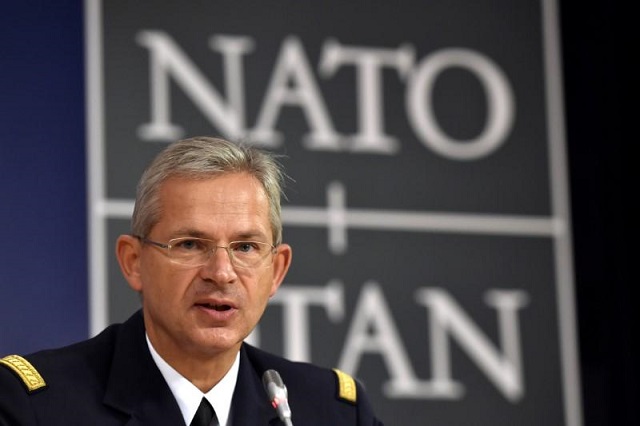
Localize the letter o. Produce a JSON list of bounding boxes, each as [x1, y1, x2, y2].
[[407, 48, 515, 160]]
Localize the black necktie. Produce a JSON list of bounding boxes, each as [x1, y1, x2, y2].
[[190, 397, 219, 426]]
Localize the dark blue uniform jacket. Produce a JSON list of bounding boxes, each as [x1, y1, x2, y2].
[[0, 310, 383, 425]]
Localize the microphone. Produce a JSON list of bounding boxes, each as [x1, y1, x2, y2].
[[262, 369, 293, 426]]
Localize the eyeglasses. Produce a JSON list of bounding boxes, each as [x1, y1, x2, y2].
[[136, 236, 276, 269]]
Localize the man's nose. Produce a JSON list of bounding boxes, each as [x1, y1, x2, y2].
[[199, 246, 237, 282]]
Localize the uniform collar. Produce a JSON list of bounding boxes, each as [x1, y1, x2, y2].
[[146, 335, 240, 426], [230, 344, 281, 425], [101, 311, 281, 425], [102, 310, 185, 425]]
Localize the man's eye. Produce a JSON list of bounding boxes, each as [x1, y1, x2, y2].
[[233, 242, 256, 253], [175, 239, 205, 251]]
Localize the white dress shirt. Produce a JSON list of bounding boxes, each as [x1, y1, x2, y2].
[[146, 335, 240, 426]]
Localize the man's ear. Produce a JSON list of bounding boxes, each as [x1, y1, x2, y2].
[[116, 235, 143, 292], [269, 243, 292, 297]]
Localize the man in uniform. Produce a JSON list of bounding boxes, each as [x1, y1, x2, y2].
[[0, 137, 384, 425]]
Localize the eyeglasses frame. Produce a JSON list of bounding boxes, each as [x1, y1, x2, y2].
[[134, 235, 277, 269]]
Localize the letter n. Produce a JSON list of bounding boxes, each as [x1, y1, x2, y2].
[[135, 31, 253, 141], [415, 288, 529, 401]]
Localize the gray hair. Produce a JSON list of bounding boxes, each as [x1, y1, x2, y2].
[[131, 136, 286, 245]]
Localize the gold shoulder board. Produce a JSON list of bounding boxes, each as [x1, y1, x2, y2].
[[332, 368, 357, 403], [0, 355, 47, 393]]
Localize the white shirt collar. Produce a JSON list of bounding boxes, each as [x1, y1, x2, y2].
[[146, 334, 240, 426]]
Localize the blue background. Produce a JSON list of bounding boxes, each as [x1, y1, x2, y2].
[[1, 2, 87, 350], [0, 1, 632, 424]]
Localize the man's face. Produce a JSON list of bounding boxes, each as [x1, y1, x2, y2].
[[117, 173, 292, 363]]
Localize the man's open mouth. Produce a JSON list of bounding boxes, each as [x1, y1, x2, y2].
[[197, 303, 232, 312]]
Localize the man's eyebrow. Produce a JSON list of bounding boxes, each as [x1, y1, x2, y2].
[[233, 229, 270, 242], [170, 228, 209, 239], [169, 228, 270, 242]]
